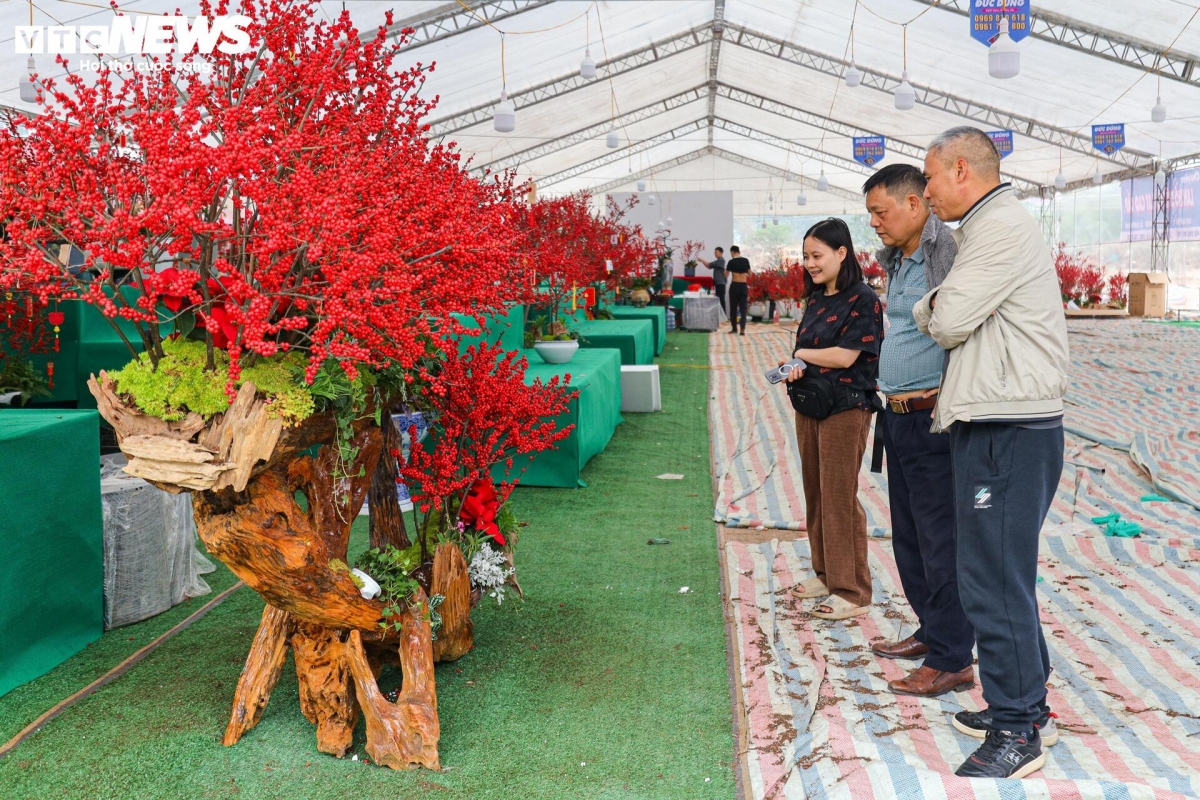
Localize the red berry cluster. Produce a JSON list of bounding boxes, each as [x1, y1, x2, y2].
[[0, 0, 539, 395], [397, 341, 573, 515]]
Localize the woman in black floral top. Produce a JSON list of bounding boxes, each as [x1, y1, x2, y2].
[[785, 218, 884, 621]]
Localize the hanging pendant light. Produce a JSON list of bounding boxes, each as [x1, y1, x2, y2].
[[773, 217, 779, 226], [648, 194, 657, 206], [1092, 169, 1103, 186], [1152, 96, 1167, 123], [580, 14, 597, 80], [988, 17, 1021, 80], [666, 216, 673, 226], [606, 128, 619, 148], [1155, 166, 1167, 188], [894, 26, 916, 111], [1054, 173, 1067, 191], [637, 179, 647, 192], [844, 63, 862, 88], [1151, 64, 1166, 123], [845, 24, 861, 87], [797, 192, 808, 206], [817, 170, 830, 192], [18, 56, 37, 103], [894, 71, 916, 111], [580, 48, 596, 79], [760, 220, 767, 230], [657, 220, 665, 230], [493, 90, 516, 133]]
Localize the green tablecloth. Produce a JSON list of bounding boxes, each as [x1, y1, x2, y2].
[[494, 347, 623, 488], [574, 319, 655, 366], [11, 288, 158, 407], [608, 306, 666, 355], [452, 304, 526, 355], [0, 410, 103, 697]]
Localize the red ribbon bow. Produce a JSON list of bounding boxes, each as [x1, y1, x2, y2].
[[459, 478, 504, 546]]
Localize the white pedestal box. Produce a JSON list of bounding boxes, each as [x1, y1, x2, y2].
[[620, 365, 662, 413]]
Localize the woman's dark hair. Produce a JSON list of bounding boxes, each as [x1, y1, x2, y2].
[[801, 218, 862, 296]]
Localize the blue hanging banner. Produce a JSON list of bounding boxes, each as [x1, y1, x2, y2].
[[970, 0, 1031, 46], [986, 129, 1014, 159], [1091, 123, 1126, 155], [852, 135, 886, 167]]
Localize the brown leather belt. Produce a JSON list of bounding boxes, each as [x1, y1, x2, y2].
[[886, 394, 938, 414]]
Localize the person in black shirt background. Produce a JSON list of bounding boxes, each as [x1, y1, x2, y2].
[[725, 246, 751, 335], [784, 218, 884, 621]]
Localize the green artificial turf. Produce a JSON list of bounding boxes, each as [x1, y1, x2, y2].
[[0, 331, 734, 800]]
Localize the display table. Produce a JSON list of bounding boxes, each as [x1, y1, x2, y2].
[[608, 306, 667, 355], [682, 294, 726, 331], [673, 275, 714, 291], [574, 319, 655, 365], [0, 410, 103, 697], [496, 348, 623, 488]]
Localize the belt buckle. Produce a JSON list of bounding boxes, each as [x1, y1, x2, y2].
[[889, 398, 910, 414]]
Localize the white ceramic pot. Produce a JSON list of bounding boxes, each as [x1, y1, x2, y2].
[[352, 569, 382, 600], [748, 302, 767, 319], [533, 339, 579, 364]]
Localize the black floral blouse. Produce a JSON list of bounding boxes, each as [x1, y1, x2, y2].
[[793, 281, 884, 393]]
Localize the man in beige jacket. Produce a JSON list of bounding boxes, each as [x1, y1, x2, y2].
[[913, 127, 1069, 780]]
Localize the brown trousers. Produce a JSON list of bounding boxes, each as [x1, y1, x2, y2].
[[795, 407, 873, 607]]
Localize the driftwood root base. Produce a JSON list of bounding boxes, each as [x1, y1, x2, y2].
[[222, 597, 441, 771], [431, 543, 474, 663]]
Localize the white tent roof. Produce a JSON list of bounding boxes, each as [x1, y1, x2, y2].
[[4, 0, 1198, 216]]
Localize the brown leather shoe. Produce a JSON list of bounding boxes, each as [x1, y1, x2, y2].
[[888, 665, 975, 697], [871, 635, 928, 661]]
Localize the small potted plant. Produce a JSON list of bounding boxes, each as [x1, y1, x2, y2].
[[681, 240, 704, 278], [628, 277, 653, 308], [525, 314, 580, 364], [0, 357, 52, 407]]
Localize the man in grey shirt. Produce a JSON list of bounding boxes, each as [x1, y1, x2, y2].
[[697, 246, 727, 313]]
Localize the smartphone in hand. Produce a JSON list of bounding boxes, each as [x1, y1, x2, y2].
[[765, 357, 807, 385]]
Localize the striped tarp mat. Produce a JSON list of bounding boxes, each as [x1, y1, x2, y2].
[[727, 533, 1200, 799], [719, 320, 1200, 798]]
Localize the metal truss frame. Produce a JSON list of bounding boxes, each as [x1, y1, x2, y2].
[[911, 0, 1199, 87], [425, 25, 714, 137], [470, 85, 708, 174], [720, 23, 1155, 170], [384, 0, 553, 48]]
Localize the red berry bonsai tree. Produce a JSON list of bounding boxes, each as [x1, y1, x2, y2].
[[0, 0, 568, 771]]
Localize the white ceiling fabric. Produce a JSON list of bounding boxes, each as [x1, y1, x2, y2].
[[3, 0, 1197, 212]]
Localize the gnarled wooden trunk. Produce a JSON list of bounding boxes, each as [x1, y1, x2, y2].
[[88, 372, 473, 770]]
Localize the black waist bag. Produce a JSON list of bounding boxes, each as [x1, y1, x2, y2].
[[788, 376, 882, 420], [787, 375, 838, 420]]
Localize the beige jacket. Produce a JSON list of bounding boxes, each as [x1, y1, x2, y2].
[[912, 185, 1069, 431]]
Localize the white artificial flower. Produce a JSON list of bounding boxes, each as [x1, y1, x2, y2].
[[469, 542, 514, 605]]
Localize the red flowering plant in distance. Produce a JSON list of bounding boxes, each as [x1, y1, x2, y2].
[[520, 193, 623, 340], [598, 195, 657, 295], [0, 0, 559, 770]]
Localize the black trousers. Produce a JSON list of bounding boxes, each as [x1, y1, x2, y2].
[[883, 408, 974, 672], [951, 421, 1063, 730], [714, 283, 727, 316], [727, 283, 749, 332]]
